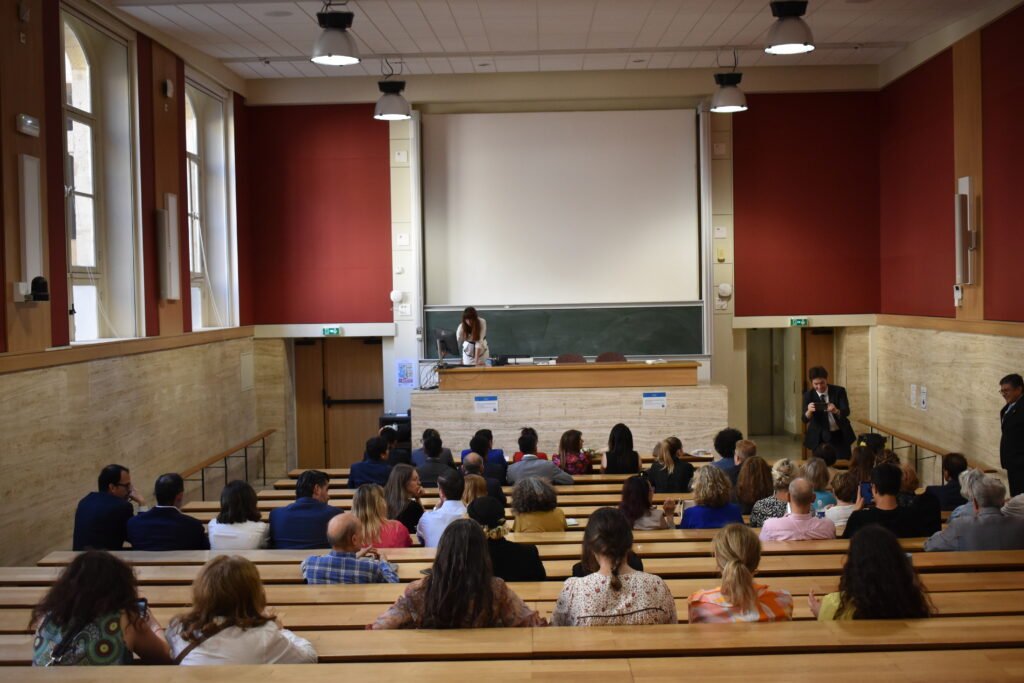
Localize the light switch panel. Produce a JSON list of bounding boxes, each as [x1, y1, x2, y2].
[[396, 233, 410, 246], [713, 225, 727, 239], [394, 150, 409, 163]]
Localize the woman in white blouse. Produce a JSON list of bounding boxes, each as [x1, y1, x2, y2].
[[456, 307, 489, 366], [166, 556, 316, 665], [551, 508, 677, 626], [207, 481, 269, 550]]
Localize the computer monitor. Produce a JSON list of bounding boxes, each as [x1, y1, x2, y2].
[[434, 328, 460, 361]]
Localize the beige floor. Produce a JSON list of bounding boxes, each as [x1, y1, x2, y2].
[[747, 433, 805, 465]]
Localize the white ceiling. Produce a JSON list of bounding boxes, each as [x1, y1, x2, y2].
[[112, 0, 995, 80]]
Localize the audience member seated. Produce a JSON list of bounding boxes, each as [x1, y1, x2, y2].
[[749, 459, 797, 528], [736, 456, 773, 515], [507, 429, 574, 485], [168, 556, 317, 664], [511, 477, 567, 532], [1005, 493, 1024, 518], [417, 471, 468, 547], [512, 426, 549, 462], [73, 464, 140, 551], [824, 471, 858, 533], [269, 470, 342, 550], [619, 475, 676, 529], [646, 436, 695, 493], [857, 432, 887, 456], [552, 508, 676, 626], [759, 478, 836, 541], [461, 428, 506, 466], [467, 496, 546, 582], [462, 451, 507, 506], [813, 442, 838, 467], [31, 550, 171, 666], [379, 426, 410, 466], [848, 445, 876, 506], [572, 511, 645, 577], [688, 524, 793, 623], [679, 465, 743, 529], [208, 480, 269, 550], [801, 457, 837, 510], [949, 468, 985, 521], [300, 513, 400, 584], [599, 423, 639, 474], [842, 463, 940, 539], [709, 428, 745, 485], [810, 525, 933, 620], [371, 519, 544, 629], [417, 434, 456, 487], [925, 452, 970, 511], [874, 448, 900, 467], [385, 464, 425, 534], [462, 474, 489, 506], [925, 475, 1024, 551], [898, 462, 920, 508], [412, 428, 454, 468], [127, 474, 208, 551], [469, 432, 508, 486], [347, 437, 391, 489], [352, 484, 411, 548], [553, 429, 592, 475]]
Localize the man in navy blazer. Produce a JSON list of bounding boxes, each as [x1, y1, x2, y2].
[[802, 366, 856, 460], [126, 473, 209, 551], [269, 469, 342, 549], [924, 452, 969, 510], [73, 464, 141, 550]]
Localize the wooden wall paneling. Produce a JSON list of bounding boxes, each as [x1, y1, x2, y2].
[[324, 338, 383, 467], [293, 339, 326, 470], [2, 0, 51, 354], [42, 0, 68, 348], [953, 33, 984, 321]]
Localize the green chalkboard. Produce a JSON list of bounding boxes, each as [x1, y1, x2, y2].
[[424, 306, 704, 358]]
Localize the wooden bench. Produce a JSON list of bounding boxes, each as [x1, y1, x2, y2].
[[256, 488, 691, 502], [278, 473, 639, 488]]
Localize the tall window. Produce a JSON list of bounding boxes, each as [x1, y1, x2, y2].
[[61, 12, 139, 342], [185, 94, 205, 326]]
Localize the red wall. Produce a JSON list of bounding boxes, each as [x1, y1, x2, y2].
[[879, 50, 956, 317], [733, 92, 881, 316], [241, 104, 392, 324], [982, 4, 1024, 323]]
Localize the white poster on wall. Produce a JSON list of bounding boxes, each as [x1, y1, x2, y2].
[[474, 396, 498, 413], [642, 392, 667, 410], [397, 360, 415, 387]]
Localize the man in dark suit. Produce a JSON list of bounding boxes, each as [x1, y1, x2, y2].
[[469, 432, 508, 486], [802, 366, 856, 460], [1000, 373, 1024, 496], [462, 451, 507, 508], [126, 473, 209, 551], [924, 452, 969, 510], [73, 464, 141, 550], [269, 469, 342, 549]]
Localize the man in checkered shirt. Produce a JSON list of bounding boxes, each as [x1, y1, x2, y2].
[[301, 512, 400, 584]]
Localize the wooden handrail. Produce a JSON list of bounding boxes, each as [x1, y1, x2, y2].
[[181, 429, 276, 478], [855, 418, 996, 473], [181, 429, 276, 499]]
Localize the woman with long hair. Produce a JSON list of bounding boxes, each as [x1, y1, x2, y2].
[[801, 457, 837, 509], [735, 456, 773, 515], [461, 474, 489, 507], [602, 423, 640, 474], [31, 551, 170, 666], [810, 524, 933, 620], [749, 458, 798, 528], [849, 445, 876, 505], [646, 436, 695, 493], [678, 465, 743, 529], [208, 480, 268, 550], [385, 464, 425, 534], [619, 475, 676, 529], [167, 556, 316, 664], [552, 508, 676, 626], [371, 519, 543, 629], [689, 524, 793, 623], [510, 478, 566, 532], [456, 306, 489, 366], [353, 483, 412, 548], [553, 429, 591, 475], [467, 496, 545, 582]]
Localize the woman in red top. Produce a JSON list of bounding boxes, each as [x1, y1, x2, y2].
[[352, 484, 411, 548], [553, 429, 591, 475]]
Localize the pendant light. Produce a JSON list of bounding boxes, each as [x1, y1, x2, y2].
[[765, 1, 816, 55], [710, 50, 747, 114], [311, 3, 360, 66], [374, 81, 411, 121]]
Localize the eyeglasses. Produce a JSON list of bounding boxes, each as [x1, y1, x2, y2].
[[112, 482, 131, 489]]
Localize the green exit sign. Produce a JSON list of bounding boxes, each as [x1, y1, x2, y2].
[[790, 318, 809, 327], [322, 327, 340, 336]]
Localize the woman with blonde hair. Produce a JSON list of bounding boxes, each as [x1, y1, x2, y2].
[[166, 556, 316, 664], [678, 466, 743, 529], [646, 436, 695, 493], [352, 484, 411, 548], [801, 457, 837, 509], [749, 458, 797, 528], [461, 474, 489, 507], [689, 524, 793, 623]]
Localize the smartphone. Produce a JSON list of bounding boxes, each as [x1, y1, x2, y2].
[[813, 401, 829, 412], [136, 598, 149, 618]]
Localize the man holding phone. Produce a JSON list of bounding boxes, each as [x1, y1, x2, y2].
[[802, 366, 856, 460]]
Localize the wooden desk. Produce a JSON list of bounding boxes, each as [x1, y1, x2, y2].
[[438, 361, 700, 391], [276, 474, 640, 489]]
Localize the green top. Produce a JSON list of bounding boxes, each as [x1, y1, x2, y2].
[[33, 612, 131, 666], [817, 592, 856, 621]]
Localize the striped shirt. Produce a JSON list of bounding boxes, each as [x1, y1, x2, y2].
[[300, 550, 400, 585], [688, 583, 793, 623]]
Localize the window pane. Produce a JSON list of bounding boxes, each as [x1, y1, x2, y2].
[[63, 23, 91, 113], [191, 286, 203, 329], [72, 194, 96, 267], [185, 96, 198, 155], [66, 119, 94, 194], [188, 158, 200, 218], [72, 284, 99, 341]]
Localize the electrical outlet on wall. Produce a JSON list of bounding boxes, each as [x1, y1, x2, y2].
[[919, 386, 928, 411]]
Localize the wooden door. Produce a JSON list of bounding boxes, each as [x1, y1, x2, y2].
[[801, 328, 835, 458], [324, 338, 384, 468], [294, 340, 327, 470]]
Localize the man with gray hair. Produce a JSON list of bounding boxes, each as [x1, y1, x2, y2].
[[300, 513, 400, 583], [924, 475, 1024, 551], [759, 477, 836, 541]]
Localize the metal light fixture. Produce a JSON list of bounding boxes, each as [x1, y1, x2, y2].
[[311, 3, 360, 66], [765, 1, 816, 55], [374, 80, 411, 120], [710, 50, 747, 114]]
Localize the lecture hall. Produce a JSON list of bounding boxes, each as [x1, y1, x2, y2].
[[2, 0, 1024, 680]]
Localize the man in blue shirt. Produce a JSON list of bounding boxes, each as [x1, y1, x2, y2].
[[73, 464, 141, 550], [127, 473, 209, 551], [348, 437, 392, 489], [269, 470, 342, 549], [301, 512, 400, 584]]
